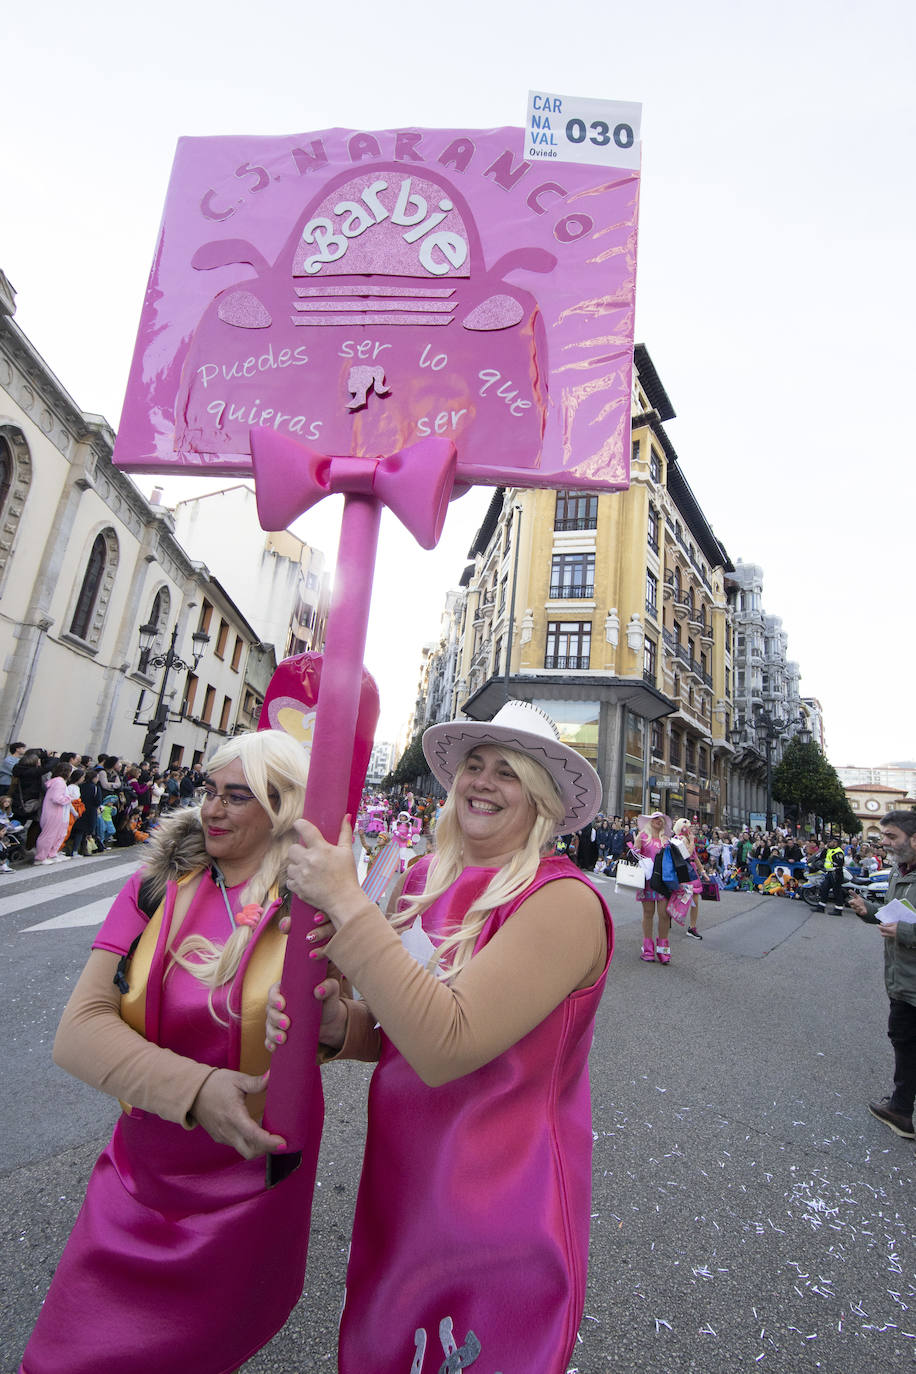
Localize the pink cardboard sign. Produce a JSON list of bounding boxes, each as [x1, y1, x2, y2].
[[114, 127, 639, 491]]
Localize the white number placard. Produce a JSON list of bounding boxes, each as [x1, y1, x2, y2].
[[525, 91, 642, 169]]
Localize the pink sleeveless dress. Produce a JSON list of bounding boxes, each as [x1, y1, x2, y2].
[[633, 834, 668, 902], [20, 871, 318, 1374], [338, 853, 614, 1374]]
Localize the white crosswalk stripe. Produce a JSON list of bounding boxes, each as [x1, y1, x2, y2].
[[2, 857, 145, 931], [24, 896, 137, 932]]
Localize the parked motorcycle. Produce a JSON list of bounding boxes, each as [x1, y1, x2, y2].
[[800, 866, 890, 911]]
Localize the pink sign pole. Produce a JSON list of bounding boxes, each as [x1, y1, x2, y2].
[[260, 493, 380, 1180], [248, 431, 457, 1176]]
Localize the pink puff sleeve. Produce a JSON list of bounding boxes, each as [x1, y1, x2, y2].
[[92, 870, 151, 957]]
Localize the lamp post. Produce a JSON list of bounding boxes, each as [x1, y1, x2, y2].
[[136, 621, 210, 761], [751, 706, 811, 831], [502, 502, 523, 703], [727, 716, 750, 830]]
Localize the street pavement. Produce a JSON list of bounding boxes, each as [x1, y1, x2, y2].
[[2, 857, 914, 1372]]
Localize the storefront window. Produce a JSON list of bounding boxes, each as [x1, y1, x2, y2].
[[531, 698, 599, 764], [623, 708, 645, 812]]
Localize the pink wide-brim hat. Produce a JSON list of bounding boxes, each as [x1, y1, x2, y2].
[[637, 811, 673, 837], [422, 700, 602, 835]]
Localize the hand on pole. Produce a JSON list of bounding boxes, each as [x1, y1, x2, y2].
[[190, 1069, 287, 1159], [286, 815, 366, 930]]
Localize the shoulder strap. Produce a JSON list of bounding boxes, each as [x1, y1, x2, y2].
[[118, 870, 206, 1038]]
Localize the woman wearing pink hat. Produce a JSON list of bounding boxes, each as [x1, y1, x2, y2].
[[272, 700, 612, 1374], [632, 810, 674, 964]]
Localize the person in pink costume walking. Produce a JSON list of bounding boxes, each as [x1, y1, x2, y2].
[[269, 700, 613, 1374], [632, 810, 674, 964], [672, 817, 709, 939], [20, 731, 312, 1374], [34, 763, 76, 864]]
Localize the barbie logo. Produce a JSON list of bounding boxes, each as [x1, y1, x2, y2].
[[293, 176, 470, 278]]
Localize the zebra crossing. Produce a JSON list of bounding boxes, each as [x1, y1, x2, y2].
[[0, 852, 145, 932]]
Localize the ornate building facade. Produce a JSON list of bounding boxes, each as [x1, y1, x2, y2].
[[0, 268, 316, 765], [416, 345, 813, 827]]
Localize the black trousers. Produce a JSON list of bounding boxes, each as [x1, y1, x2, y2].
[[819, 867, 844, 905], [888, 998, 916, 1116]]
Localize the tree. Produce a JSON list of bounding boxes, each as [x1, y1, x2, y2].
[[772, 738, 858, 834], [380, 730, 428, 791]]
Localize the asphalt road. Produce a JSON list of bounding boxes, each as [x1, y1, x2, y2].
[[2, 862, 913, 1373]]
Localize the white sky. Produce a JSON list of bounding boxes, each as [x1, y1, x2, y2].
[[4, 0, 914, 762]]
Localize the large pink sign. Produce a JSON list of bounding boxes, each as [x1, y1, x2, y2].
[[114, 126, 639, 490]]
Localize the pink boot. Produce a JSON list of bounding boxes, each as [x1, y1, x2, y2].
[[656, 939, 671, 965], [641, 937, 656, 962]]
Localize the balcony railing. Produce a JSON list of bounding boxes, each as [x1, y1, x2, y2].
[[554, 517, 597, 532], [544, 655, 590, 670], [549, 583, 594, 599]]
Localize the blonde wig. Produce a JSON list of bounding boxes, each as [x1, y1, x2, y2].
[[672, 817, 696, 855], [169, 729, 309, 1013], [392, 744, 566, 978]]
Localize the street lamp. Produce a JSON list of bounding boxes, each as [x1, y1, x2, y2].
[[502, 503, 523, 703], [751, 706, 810, 831], [136, 621, 210, 761]]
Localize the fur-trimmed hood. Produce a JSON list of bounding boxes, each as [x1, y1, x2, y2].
[[136, 807, 209, 918]]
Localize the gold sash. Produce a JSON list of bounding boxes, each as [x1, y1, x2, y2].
[[119, 869, 287, 1122]]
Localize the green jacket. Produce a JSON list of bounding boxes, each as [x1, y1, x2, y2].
[[864, 863, 916, 1007]]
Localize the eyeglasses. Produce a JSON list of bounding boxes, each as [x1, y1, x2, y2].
[[200, 784, 258, 811]]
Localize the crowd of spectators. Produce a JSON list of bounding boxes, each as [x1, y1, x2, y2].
[[0, 740, 206, 867], [559, 815, 891, 888], [3, 741, 898, 890]]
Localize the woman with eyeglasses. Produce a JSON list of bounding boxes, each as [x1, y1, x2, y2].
[[20, 730, 312, 1374]]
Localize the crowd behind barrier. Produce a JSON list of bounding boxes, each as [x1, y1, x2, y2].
[[0, 740, 209, 867], [556, 815, 890, 896], [2, 737, 892, 891]]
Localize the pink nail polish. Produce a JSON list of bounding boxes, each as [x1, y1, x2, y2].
[[313, 912, 325, 924], [309, 948, 324, 960]]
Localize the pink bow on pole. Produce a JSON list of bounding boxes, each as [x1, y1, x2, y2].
[[249, 431, 458, 549]]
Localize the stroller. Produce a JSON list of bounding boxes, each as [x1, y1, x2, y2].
[[0, 819, 28, 867]]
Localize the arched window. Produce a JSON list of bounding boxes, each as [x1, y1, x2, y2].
[[68, 527, 119, 649], [71, 534, 107, 640], [0, 438, 11, 515], [0, 427, 32, 593], [150, 585, 170, 635]]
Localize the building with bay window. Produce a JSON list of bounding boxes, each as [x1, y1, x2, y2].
[[433, 344, 743, 824]]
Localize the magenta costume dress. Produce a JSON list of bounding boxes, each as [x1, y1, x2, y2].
[[632, 834, 667, 902], [21, 871, 313, 1374], [338, 854, 613, 1374]]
